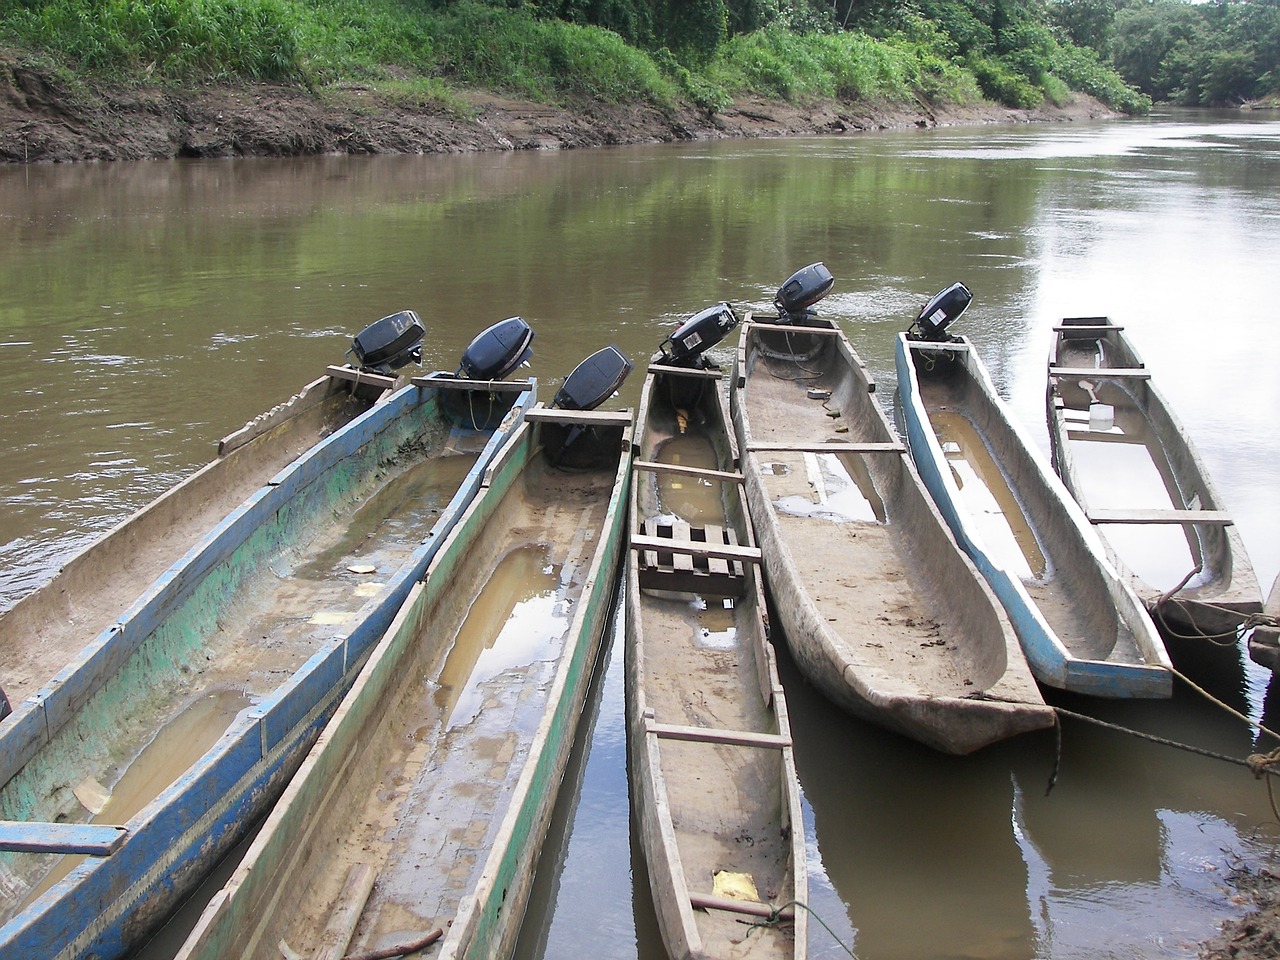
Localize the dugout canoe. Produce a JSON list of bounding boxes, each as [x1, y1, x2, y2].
[[1046, 316, 1262, 640], [627, 345, 807, 960], [730, 315, 1053, 755], [0, 364, 397, 715], [0, 368, 536, 960], [896, 333, 1172, 698], [177, 398, 633, 960]]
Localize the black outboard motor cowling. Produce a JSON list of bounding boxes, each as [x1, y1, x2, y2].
[[350, 310, 426, 374], [913, 282, 972, 341], [659, 303, 740, 368], [459, 316, 535, 380], [553, 344, 633, 411], [775, 263, 835, 320]]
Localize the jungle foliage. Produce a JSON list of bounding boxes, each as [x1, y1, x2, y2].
[[0, 0, 1268, 116]]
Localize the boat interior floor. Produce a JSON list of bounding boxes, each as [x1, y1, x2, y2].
[[277, 460, 613, 956]]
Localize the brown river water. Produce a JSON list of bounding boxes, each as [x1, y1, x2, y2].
[[2, 109, 1279, 959]]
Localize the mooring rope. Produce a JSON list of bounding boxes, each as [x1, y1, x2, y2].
[[746, 899, 859, 958]]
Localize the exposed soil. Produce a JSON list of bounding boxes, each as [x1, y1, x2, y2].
[[1, 50, 1119, 164]]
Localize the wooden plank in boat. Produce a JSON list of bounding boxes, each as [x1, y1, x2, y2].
[[645, 363, 725, 380], [1088, 508, 1234, 525], [0, 821, 127, 856], [524, 407, 634, 426], [747, 440, 906, 454], [1065, 428, 1145, 444], [646, 721, 792, 749], [1049, 366, 1150, 379], [410, 375, 532, 393], [1052, 324, 1125, 334], [631, 533, 762, 564], [632, 459, 744, 483], [324, 366, 397, 391]]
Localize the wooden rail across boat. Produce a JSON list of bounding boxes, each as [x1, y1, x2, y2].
[[627, 359, 807, 960], [731, 316, 1053, 755], [177, 404, 632, 960], [1046, 316, 1262, 641], [0, 374, 536, 960], [896, 334, 1172, 698]]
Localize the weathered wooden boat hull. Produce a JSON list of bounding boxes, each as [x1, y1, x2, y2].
[[896, 334, 1171, 698], [627, 359, 807, 960], [1046, 316, 1261, 639], [0, 367, 394, 713], [0, 376, 535, 960], [731, 318, 1053, 755], [176, 405, 632, 960]]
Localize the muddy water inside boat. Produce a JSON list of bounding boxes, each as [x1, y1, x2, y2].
[[20, 689, 250, 908], [1060, 389, 1199, 591], [765, 452, 886, 524], [930, 408, 1047, 580], [3, 114, 1280, 959], [435, 543, 564, 730]]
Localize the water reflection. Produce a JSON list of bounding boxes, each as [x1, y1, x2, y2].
[[2, 112, 1280, 959]]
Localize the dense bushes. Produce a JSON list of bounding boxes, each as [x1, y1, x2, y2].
[[0, 0, 1159, 114]]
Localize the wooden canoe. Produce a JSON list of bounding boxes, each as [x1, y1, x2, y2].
[[626, 358, 807, 960], [0, 365, 396, 714], [896, 334, 1172, 698], [176, 403, 632, 960], [0, 373, 535, 960], [1046, 316, 1262, 639], [730, 316, 1054, 755]]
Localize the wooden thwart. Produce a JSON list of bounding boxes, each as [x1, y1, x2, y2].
[[632, 459, 744, 483], [748, 440, 905, 454], [1049, 366, 1150, 380], [1088, 508, 1234, 526], [646, 363, 725, 380], [524, 407, 634, 427], [0, 821, 126, 856], [646, 720, 792, 750], [325, 366, 398, 391], [410, 375, 532, 393]]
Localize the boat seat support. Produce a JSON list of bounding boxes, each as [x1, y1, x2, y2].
[[1088, 508, 1233, 526], [633, 521, 757, 596]]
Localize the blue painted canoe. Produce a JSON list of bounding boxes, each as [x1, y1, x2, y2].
[[896, 333, 1171, 698], [0, 367, 395, 717], [0, 373, 535, 960], [175, 404, 632, 960]]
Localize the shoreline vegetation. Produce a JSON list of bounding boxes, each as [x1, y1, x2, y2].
[[1, 0, 1156, 164]]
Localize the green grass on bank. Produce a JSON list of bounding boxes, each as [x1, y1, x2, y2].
[[0, 0, 1150, 115]]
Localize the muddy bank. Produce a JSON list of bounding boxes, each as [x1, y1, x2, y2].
[[1, 52, 1118, 164]]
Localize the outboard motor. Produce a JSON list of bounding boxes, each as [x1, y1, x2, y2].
[[553, 344, 633, 411], [775, 262, 835, 322], [658, 302, 741, 369], [546, 344, 634, 467], [349, 310, 426, 374], [909, 282, 972, 341], [458, 316, 535, 380]]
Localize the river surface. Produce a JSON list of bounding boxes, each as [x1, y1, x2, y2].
[[2, 108, 1279, 960]]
